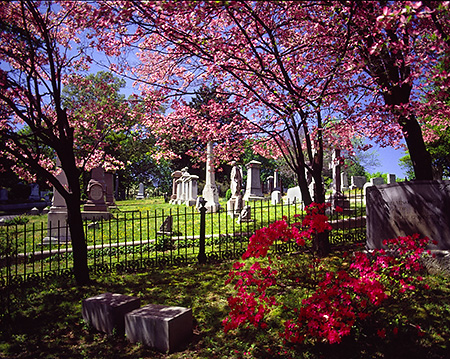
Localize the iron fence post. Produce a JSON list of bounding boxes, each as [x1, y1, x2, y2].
[[198, 197, 207, 264]]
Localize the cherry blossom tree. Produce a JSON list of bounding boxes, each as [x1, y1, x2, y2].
[[0, 1, 131, 284], [335, 1, 450, 180], [72, 0, 362, 256]]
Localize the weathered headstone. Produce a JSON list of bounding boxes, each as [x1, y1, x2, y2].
[[104, 172, 116, 207], [271, 170, 282, 204], [330, 149, 342, 194], [271, 190, 282, 205], [83, 167, 112, 220], [237, 205, 254, 223], [176, 168, 189, 205], [350, 176, 366, 190], [0, 188, 8, 203], [341, 171, 349, 191], [125, 304, 193, 353], [157, 215, 173, 235], [136, 182, 145, 200], [28, 183, 40, 201], [285, 186, 302, 204], [82, 293, 140, 335], [366, 180, 450, 250], [243, 160, 264, 201], [202, 142, 220, 213], [363, 177, 385, 196], [273, 170, 281, 191]]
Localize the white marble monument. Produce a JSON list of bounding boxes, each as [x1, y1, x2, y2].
[[227, 162, 244, 217], [43, 158, 70, 244], [202, 142, 220, 212]]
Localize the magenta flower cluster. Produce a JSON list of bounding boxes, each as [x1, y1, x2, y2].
[[223, 203, 431, 344]]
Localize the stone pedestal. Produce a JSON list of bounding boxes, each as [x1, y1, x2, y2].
[[243, 160, 264, 201], [125, 304, 193, 353], [82, 293, 140, 335]]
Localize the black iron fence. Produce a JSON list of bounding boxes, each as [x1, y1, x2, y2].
[[0, 189, 366, 288]]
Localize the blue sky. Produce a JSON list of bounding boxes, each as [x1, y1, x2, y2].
[[372, 146, 407, 179]]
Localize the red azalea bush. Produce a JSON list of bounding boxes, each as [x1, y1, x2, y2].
[[223, 203, 431, 344]]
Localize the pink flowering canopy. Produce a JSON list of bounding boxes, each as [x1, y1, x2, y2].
[[70, 1, 370, 166], [0, 1, 134, 183], [68, 1, 450, 181]]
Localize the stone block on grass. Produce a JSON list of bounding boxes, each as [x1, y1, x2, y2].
[[82, 293, 140, 335], [125, 304, 192, 353]]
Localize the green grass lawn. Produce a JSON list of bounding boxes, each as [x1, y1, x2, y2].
[[1, 247, 449, 359]]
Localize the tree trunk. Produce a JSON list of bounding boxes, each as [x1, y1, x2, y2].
[[66, 197, 90, 285], [400, 114, 433, 181], [296, 165, 312, 206], [312, 154, 330, 257]]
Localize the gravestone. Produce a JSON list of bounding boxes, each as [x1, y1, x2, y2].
[[29, 183, 40, 201], [227, 162, 244, 217], [271, 190, 282, 205], [104, 172, 116, 208], [125, 304, 193, 353], [43, 159, 71, 244], [363, 177, 384, 195], [341, 171, 349, 191], [136, 182, 145, 200], [158, 216, 173, 235], [387, 173, 396, 184], [271, 170, 282, 204], [366, 180, 450, 250], [185, 175, 198, 206], [82, 293, 140, 335], [329, 149, 350, 211], [83, 167, 112, 220], [170, 171, 182, 204], [350, 176, 366, 190], [237, 205, 254, 223], [202, 142, 220, 213], [266, 176, 274, 194], [243, 160, 264, 201], [285, 186, 302, 204], [0, 188, 8, 203]]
